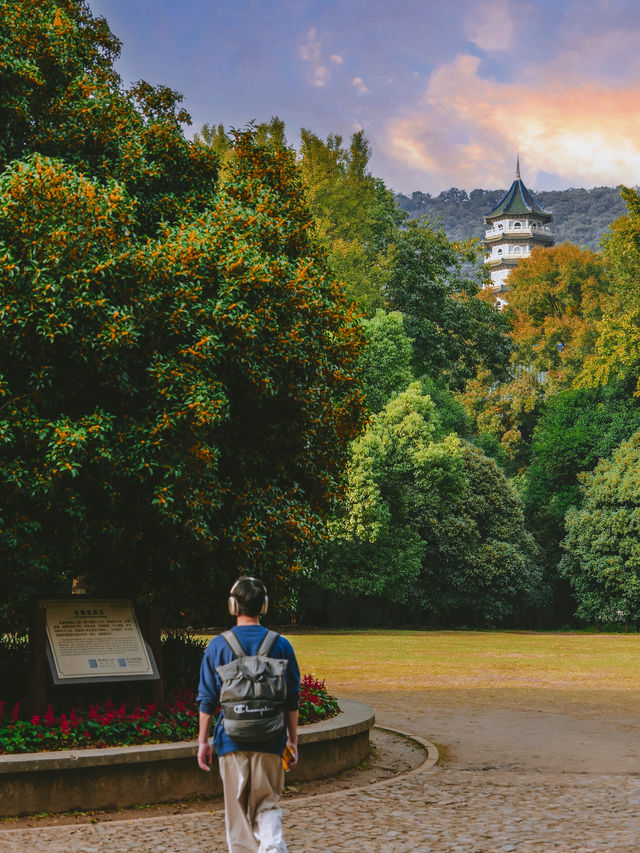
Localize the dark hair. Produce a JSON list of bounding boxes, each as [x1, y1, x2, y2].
[[232, 576, 267, 616]]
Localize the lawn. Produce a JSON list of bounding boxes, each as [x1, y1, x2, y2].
[[277, 630, 640, 697]]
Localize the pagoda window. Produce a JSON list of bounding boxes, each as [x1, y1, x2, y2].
[[498, 223, 503, 229], [513, 246, 521, 254], [513, 221, 522, 229]]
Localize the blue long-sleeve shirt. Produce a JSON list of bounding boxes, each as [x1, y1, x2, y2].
[[197, 624, 300, 757]]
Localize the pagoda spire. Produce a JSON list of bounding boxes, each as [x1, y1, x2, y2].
[[516, 152, 521, 180]]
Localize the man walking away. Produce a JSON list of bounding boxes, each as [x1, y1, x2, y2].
[[197, 576, 300, 853]]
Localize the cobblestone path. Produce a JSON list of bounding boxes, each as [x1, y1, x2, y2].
[[2, 758, 640, 851]]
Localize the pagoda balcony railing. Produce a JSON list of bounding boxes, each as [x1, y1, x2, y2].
[[485, 224, 553, 240]]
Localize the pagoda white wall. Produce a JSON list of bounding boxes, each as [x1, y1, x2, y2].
[[489, 268, 511, 289], [486, 243, 532, 263]]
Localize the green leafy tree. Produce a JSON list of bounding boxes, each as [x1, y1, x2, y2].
[[1, 0, 219, 238], [523, 385, 640, 621], [418, 376, 471, 438], [462, 244, 610, 468], [0, 0, 121, 167], [194, 117, 287, 160], [318, 383, 541, 625], [525, 385, 640, 552], [298, 128, 403, 313], [0, 2, 366, 629], [386, 218, 512, 390], [577, 308, 640, 394], [561, 431, 640, 624], [577, 188, 640, 393], [601, 186, 640, 311], [460, 367, 545, 470], [193, 122, 232, 158], [298, 129, 399, 250], [359, 310, 414, 413], [319, 383, 465, 605], [195, 121, 402, 314], [420, 442, 542, 626]]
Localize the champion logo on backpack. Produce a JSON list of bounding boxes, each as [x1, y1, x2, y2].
[[233, 703, 274, 716]]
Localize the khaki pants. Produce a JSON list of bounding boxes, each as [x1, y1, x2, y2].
[[219, 751, 288, 853]]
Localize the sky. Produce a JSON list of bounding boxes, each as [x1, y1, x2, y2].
[[87, 0, 640, 195]]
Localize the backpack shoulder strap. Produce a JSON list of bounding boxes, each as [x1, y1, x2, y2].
[[221, 630, 246, 659], [257, 629, 280, 657]]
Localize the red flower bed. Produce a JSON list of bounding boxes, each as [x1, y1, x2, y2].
[[0, 690, 197, 753], [0, 677, 339, 754], [298, 674, 340, 724]]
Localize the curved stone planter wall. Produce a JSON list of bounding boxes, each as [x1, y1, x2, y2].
[[0, 699, 374, 817]]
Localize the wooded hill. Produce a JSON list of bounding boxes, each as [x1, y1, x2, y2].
[[394, 186, 629, 251]]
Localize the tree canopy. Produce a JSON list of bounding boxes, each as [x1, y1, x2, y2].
[[317, 383, 541, 625], [13, 2, 640, 632], [359, 310, 414, 414], [524, 385, 640, 562], [0, 1, 366, 629], [196, 119, 512, 394], [561, 431, 640, 624], [600, 186, 640, 311], [576, 188, 640, 394], [385, 218, 512, 390], [506, 243, 611, 387], [462, 244, 611, 466]]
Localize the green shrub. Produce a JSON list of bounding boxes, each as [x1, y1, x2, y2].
[[161, 631, 208, 694]]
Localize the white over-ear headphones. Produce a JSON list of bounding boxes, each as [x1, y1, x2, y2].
[[228, 576, 269, 616]]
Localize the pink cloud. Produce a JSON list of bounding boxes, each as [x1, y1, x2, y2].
[[386, 53, 640, 189], [352, 76, 370, 95], [299, 28, 329, 87], [464, 0, 514, 52]]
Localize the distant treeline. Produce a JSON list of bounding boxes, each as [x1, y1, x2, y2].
[[394, 186, 629, 251]]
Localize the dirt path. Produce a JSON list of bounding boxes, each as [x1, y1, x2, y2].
[[343, 687, 640, 775]]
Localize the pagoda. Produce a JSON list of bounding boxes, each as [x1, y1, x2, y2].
[[484, 157, 553, 297]]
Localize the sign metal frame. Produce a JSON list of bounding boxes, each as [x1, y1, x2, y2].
[[41, 598, 159, 686]]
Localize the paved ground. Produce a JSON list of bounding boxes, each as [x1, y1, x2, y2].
[[2, 688, 639, 851]]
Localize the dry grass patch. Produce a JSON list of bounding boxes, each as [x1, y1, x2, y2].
[[285, 630, 640, 695], [196, 629, 640, 716]]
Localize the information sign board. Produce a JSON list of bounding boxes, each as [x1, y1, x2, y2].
[[41, 599, 159, 685]]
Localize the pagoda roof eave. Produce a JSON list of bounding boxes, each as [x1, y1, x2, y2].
[[484, 178, 552, 218]]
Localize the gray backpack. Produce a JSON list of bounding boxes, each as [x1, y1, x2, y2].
[[216, 629, 288, 742]]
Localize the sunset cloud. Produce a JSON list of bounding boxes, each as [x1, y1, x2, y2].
[[352, 76, 370, 95], [386, 53, 640, 190], [464, 0, 514, 52], [299, 28, 329, 87]]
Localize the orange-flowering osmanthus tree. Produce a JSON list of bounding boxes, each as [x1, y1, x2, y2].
[[0, 1, 366, 629]]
